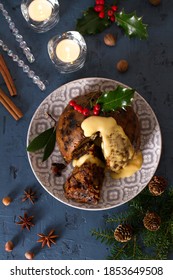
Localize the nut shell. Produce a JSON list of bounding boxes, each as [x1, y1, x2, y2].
[[25, 251, 34, 260], [2, 196, 12, 206], [149, 0, 161, 6], [5, 241, 14, 252], [104, 33, 116, 46], [116, 60, 129, 73]]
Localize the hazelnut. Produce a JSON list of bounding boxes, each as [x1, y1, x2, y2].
[[149, 0, 161, 6], [5, 241, 14, 252], [104, 33, 117, 46], [116, 60, 129, 73], [2, 196, 12, 206], [25, 251, 34, 260]]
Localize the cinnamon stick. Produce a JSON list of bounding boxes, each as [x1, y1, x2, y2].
[[0, 88, 23, 120], [0, 54, 17, 96]]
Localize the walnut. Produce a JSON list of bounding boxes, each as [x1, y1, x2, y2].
[[104, 33, 117, 46], [149, 0, 161, 6], [116, 59, 129, 73]]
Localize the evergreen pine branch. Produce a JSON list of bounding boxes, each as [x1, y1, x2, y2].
[[91, 228, 115, 245], [106, 211, 130, 224], [91, 181, 173, 259]]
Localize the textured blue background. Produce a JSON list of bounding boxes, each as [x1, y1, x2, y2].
[[0, 0, 173, 260]]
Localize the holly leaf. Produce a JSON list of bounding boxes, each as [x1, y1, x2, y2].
[[116, 9, 148, 39], [42, 129, 56, 162], [97, 85, 135, 112], [27, 127, 55, 152], [76, 7, 111, 35]]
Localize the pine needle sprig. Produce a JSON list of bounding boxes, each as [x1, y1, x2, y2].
[[106, 211, 130, 224], [91, 180, 173, 260], [91, 228, 115, 245]]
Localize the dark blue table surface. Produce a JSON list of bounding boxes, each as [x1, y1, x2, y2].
[[0, 0, 173, 260]]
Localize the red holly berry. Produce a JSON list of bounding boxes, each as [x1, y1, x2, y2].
[[99, 11, 105, 18], [99, 0, 105, 4], [110, 15, 115, 22], [111, 5, 118, 12], [69, 100, 76, 107], [74, 105, 83, 113], [107, 9, 114, 17], [93, 109, 100, 116], [94, 4, 104, 12], [94, 104, 101, 111], [82, 108, 90, 116], [95, 0, 105, 4]]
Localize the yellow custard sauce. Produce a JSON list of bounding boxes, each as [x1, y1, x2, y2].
[[111, 151, 143, 179], [81, 116, 143, 178]]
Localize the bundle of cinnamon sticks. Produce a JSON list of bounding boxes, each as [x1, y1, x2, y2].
[[0, 54, 23, 120]]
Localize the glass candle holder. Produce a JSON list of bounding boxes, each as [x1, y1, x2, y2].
[[47, 31, 87, 73], [21, 0, 60, 33]]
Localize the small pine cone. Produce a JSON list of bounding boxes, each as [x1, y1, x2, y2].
[[114, 224, 133, 243], [148, 176, 167, 196], [143, 212, 161, 231]]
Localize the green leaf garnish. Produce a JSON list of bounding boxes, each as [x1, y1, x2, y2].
[[75, 5, 148, 40], [116, 9, 148, 40], [27, 125, 56, 162], [76, 7, 111, 35], [42, 129, 56, 162], [27, 127, 55, 152], [97, 85, 135, 112]]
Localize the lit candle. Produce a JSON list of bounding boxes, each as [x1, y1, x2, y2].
[[55, 39, 80, 63], [28, 0, 52, 22]]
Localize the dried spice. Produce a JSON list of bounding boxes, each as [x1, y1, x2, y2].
[[16, 213, 34, 231], [37, 229, 58, 248], [22, 188, 37, 204]]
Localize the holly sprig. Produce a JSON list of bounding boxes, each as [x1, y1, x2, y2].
[[97, 85, 135, 112], [76, 1, 148, 40]]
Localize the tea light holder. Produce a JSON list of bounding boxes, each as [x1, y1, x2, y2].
[[21, 0, 60, 33], [47, 31, 87, 73]]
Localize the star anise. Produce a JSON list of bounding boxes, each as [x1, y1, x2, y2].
[[16, 213, 34, 231], [22, 188, 37, 204], [37, 229, 58, 248]]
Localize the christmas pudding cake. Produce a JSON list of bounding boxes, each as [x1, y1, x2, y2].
[[56, 88, 143, 204]]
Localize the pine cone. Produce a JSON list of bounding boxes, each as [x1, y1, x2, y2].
[[114, 224, 133, 242], [143, 212, 161, 231], [148, 176, 167, 196]]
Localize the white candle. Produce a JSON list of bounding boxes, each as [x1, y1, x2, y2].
[[56, 39, 80, 63], [28, 0, 52, 22]]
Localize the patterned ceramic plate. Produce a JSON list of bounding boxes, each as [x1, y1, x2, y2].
[[27, 78, 162, 210]]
